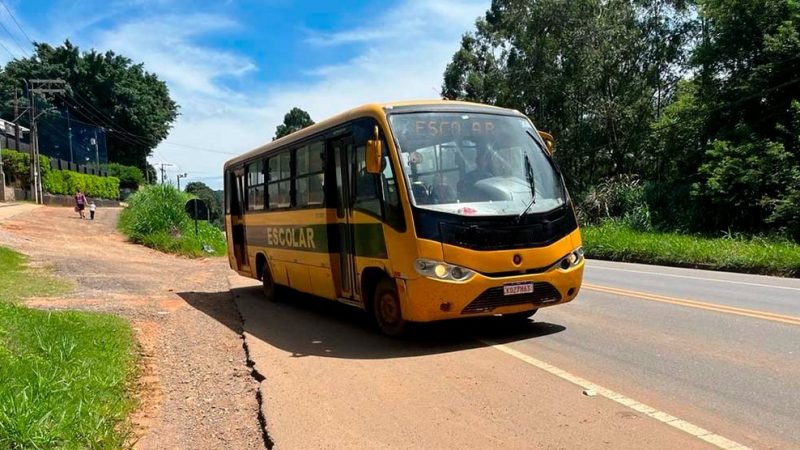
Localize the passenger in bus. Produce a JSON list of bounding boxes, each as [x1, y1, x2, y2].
[[431, 173, 456, 204], [458, 149, 495, 201]]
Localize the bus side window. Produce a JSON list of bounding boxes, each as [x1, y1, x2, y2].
[[353, 117, 405, 231], [381, 150, 404, 230], [354, 145, 381, 216]]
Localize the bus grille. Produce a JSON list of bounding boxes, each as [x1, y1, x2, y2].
[[462, 282, 562, 314]]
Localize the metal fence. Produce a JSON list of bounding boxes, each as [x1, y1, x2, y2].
[[1, 136, 30, 152], [49, 158, 109, 177]]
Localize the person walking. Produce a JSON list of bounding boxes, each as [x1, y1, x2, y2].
[[74, 190, 87, 219], [89, 201, 97, 220]]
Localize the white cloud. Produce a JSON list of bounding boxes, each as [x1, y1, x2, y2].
[[96, 14, 255, 99], [94, 0, 488, 189]]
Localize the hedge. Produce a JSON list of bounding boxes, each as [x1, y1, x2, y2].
[[3, 148, 120, 199], [43, 170, 120, 199], [104, 163, 145, 189], [1, 149, 50, 188]]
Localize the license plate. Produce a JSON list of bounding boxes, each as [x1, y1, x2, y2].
[[503, 282, 534, 296]]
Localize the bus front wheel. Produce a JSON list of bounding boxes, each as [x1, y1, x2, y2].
[[373, 278, 407, 337]]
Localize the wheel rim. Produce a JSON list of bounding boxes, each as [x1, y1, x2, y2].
[[378, 292, 399, 325]]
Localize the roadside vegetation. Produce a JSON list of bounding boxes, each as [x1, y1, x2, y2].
[[119, 184, 227, 257], [583, 222, 800, 277], [444, 0, 800, 273], [0, 246, 137, 449], [576, 175, 800, 277], [1, 149, 121, 199]]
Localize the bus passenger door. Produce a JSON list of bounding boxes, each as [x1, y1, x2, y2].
[[331, 136, 357, 300], [228, 168, 249, 273]]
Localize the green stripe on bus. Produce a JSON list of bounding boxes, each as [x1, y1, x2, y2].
[[245, 223, 387, 258]]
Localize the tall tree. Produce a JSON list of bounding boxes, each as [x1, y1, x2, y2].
[[686, 0, 800, 236], [442, 0, 695, 192], [0, 40, 179, 171], [274, 107, 314, 140]]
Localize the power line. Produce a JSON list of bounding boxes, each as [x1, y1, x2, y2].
[[62, 90, 238, 155], [56, 93, 149, 151], [0, 0, 33, 45], [0, 37, 17, 60], [0, 17, 28, 57]]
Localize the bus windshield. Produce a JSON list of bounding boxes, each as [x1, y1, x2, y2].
[[388, 112, 566, 216]]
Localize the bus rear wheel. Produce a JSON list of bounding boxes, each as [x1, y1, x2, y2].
[[262, 264, 279, 302], [373, 278, 407, 337]]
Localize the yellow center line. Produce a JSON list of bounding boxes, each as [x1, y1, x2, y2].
[[583, 283, 800, 326]]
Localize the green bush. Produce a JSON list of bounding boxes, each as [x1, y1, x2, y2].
[[119, 185, 227, 257], [43, 169, 120, 199], [577, 175, 652, 231], [104, 163, 144, 189], [2, 149, 119, 199], [1, 149, 50, 188]]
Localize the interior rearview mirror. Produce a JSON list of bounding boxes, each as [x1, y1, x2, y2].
[[366, 126, 383, 174], [538, 131, 555, 155]]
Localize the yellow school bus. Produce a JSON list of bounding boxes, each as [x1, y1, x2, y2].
[[224, 100, 583, 335]]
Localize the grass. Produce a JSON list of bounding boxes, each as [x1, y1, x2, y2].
[[582, 221, 800, 277], [0, 246, 137, 449], [118, 184, 227, 257], [0, 248, 70, 301]]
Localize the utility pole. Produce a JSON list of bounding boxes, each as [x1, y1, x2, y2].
[[0, 123, 4, 202], [66, 107, 74, 163], [13, 88, 19, 151], [91, 130, 99, 166], [159, 163, 173, 185], [177, 173, 187, 191], [25, 79, 66, 204], [26, 80, 37, 204]]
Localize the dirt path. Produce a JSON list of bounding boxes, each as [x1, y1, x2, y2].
[[0, 205, 265, 449]]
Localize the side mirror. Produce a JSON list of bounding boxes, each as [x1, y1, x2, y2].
[[366, 126, 383, 174], [538, 131, 555, 155]]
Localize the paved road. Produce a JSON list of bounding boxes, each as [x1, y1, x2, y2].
[[229, 260, 800, 449]]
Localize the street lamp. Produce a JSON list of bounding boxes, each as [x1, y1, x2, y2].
[[177, 173, 188, 191]]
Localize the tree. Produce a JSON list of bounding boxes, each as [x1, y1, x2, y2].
[[105, 163, 144, 190], [0, 40, 179, 172], [442, 0, 695, 193], [145, 164, 157, 185], [670, 0, 800, 237], [274, 107, 314, 140], [185, 181, 222, 226]]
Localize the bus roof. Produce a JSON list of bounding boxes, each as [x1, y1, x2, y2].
[[223, 100, 522, 169]]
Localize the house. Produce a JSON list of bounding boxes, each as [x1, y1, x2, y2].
[[1, 118, 30, 151]]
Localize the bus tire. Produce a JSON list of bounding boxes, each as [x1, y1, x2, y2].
[[502, 309, 538, 321], [373, 278, 407, 337], [262, 264, 279, 302]]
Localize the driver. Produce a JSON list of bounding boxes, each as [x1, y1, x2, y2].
[[459, 148, 494, 201]]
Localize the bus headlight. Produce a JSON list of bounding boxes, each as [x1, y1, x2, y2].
[[415, 259, 475, 282], [558, 247, 584, 270]]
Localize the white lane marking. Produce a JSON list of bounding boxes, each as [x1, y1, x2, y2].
[[588, 264, 800, 292], [483, 341, 751, 450]]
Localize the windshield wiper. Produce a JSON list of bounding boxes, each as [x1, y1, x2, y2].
[[516, 152, 536, 223]]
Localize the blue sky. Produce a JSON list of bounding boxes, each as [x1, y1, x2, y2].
[[1, 0, 489, 188]]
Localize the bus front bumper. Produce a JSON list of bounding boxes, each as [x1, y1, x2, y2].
[[397, 262, 584, 322]]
